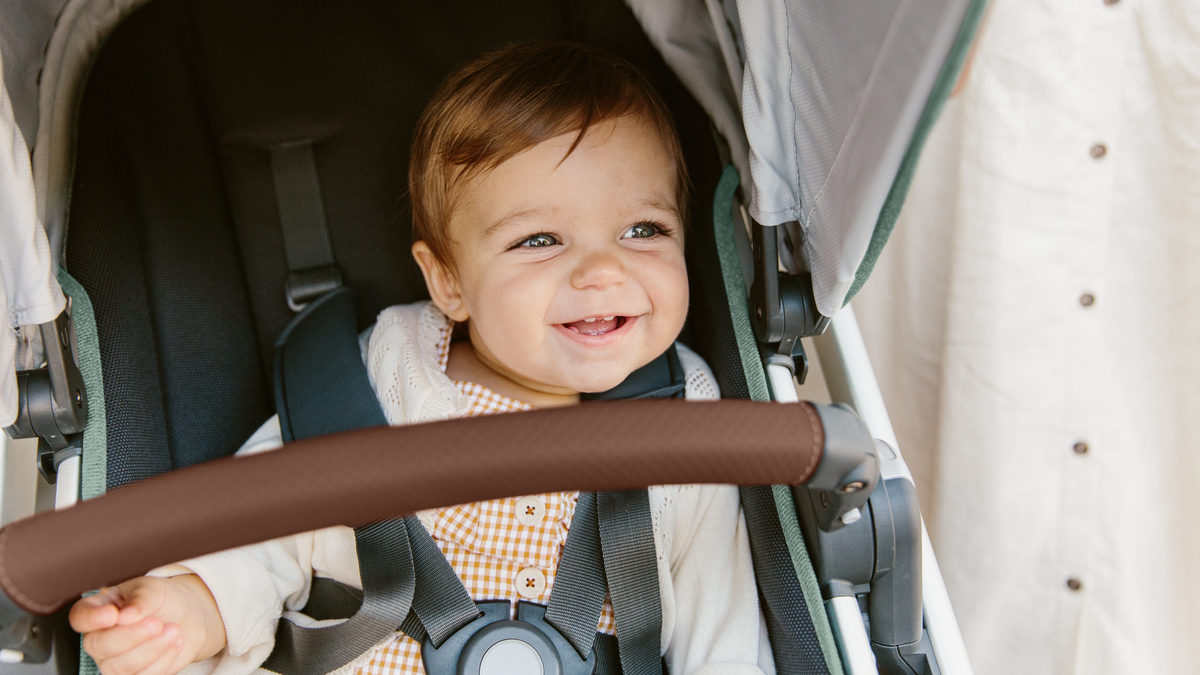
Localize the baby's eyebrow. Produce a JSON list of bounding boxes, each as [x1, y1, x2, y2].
[[638, 197, 681, 218], [483, 206, 555, 238]]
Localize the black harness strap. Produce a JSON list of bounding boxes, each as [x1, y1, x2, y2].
[[740, 486, 831, 675], [273, 288, 384, 442]]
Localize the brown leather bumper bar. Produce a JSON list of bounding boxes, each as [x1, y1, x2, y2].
[[0, 399, 824, 615]]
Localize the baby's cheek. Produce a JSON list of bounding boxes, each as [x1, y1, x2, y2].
[[476, 288, 551, 363], [651, 259, 689, 331]]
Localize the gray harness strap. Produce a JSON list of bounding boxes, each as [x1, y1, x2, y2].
[[598, 491, 664, 675], [400, 516, 479, 647], [269, 139, 342, 311], [264, 518, 415, 675], [545, 492, 607, 657]]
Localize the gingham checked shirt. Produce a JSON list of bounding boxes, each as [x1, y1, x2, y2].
[[356, 323, 616, 675]]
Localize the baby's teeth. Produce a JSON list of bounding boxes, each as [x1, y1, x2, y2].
[[603, 316, 615, 321], [584, 318, 596, 323]]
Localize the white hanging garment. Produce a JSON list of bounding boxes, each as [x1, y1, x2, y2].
[[854, 0, 1200, 672]]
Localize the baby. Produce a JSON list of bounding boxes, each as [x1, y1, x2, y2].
[[70, 41, 770, 675]]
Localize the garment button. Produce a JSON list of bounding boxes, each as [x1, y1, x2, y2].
[[1079, 293, 1096, 307], [1066, 577, 1083, 592], [1090, 143, 1107, 159], [1103, 0, 1119, 6], [515, 567, 546, 598], [514, 496, 546, 526], [1073, 441, 1090, 455]]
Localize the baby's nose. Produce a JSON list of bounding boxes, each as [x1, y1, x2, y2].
[[570, 252, 627, 291]]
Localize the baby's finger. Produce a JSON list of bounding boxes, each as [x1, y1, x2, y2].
[[83, 617, 164, 662], [70, 589, 124, 633], [95, 623, 180, 675], [125, 630, 185, 675], [113, 580, 168, 626], [160, 636, 197, 675]]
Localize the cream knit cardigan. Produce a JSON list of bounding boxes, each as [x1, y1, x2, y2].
[[154, 302, 775, 675]]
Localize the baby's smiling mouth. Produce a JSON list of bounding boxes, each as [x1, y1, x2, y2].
[[562, 316, 627, 336]]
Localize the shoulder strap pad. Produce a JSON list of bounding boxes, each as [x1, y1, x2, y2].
[[274, 287, 387, 442]]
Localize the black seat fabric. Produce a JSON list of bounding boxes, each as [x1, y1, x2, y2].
[[65, 0, 745, 489]]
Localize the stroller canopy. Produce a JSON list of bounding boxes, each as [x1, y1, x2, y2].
[[0, 0, 980, 425]]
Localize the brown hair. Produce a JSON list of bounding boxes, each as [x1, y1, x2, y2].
[[409, 40, 689, 264]]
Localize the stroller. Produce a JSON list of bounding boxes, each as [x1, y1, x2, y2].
[[0, 0, 984, 673]]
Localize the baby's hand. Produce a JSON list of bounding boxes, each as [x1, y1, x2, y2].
[[70, 575, 226, 675]]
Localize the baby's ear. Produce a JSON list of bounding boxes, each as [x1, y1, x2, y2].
[[412, 241, 470, 322]]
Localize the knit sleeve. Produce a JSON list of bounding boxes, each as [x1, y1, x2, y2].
[[148, 416, 322, 675], [655, 485, 774, 675], [675, 342, 720, 401]]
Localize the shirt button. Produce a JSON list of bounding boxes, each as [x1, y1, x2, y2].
[[515, 567, 546, 598], [1090, 143, 1107, 159], [1073, 440, 1090, 455], [1066, 577, 1083, 592], [1103, 0, 1119, 6], [1079, 293, 1096, 307], [514, 496, 546, 526]]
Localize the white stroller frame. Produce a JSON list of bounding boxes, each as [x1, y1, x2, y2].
[[0, 0, 983, 672], [803, 313, 971, 675]]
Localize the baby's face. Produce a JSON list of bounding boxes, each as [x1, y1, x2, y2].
[[425, 116, 688, 394]]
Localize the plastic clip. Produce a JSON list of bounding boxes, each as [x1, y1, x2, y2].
[[5, 311, 89, 482], [748, 220, 830, 384]]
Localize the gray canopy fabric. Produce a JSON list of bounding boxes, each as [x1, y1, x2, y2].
[[738, 0, 976, 316], [0, 0, 67, 146], [0, 0, 981, 423]]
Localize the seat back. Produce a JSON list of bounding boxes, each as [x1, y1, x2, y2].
[[64, 0, 745, 489]]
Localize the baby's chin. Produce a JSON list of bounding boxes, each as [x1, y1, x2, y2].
[[570, 372, 633, 394], [555, 353, 663, 394]]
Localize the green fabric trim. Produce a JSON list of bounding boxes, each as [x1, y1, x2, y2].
[[844, 0, 990, 305], [711, 165, 770, 403], [79, 645, 100, 675], [56, 272, 105, 675], [57, 271, 106, 501], [713, 166, 841, 673], [773, 485, 844, 675]]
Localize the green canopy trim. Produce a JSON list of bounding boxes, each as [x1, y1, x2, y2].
[[844, 0, 990, 305]]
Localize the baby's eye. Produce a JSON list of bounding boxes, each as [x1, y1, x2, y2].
[[517, 233, 560, 249], [622, 223, 661, 240]]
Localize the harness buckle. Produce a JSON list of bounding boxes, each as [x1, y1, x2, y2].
[[423, 601, 598, 675]]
